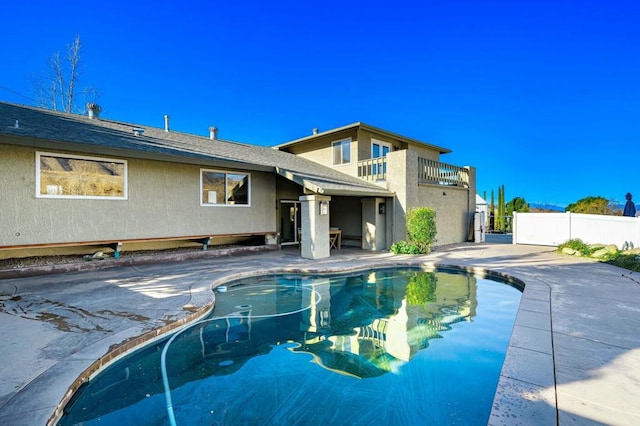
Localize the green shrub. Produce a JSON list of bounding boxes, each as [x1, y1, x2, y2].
[[557, 239, 592, 256], [390, 240, 422, 254], [608, 253, 640, 272], [391, 207, 437, 254]]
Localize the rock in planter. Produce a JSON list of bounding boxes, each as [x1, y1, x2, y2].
[[591, 248, 610, 259], [605, 244, 618, 254], [562, 247, 578, 256], [83, 251, 108, 261]]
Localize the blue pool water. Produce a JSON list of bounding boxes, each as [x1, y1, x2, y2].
[[58, 268, 522, 425]]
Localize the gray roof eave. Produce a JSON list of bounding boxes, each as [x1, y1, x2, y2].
[[273, 122, 452, 154], [276, 167, 394, 198], [1, 133, 274, 173]]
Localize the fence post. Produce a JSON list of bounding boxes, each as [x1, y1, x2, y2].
[[512, 211, 518, 244]]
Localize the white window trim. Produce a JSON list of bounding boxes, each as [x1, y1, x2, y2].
[[332, 138, 352, 166], [35, 151, 128, 200], [371, 139, 393, 158], [200, 168, 251, 207]]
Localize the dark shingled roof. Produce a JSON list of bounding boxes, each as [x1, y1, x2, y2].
[[273, 121, 452, 154], [0, 102, 393, 197]]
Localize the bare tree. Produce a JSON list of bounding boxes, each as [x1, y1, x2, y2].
[[32, 35, 99, 113]]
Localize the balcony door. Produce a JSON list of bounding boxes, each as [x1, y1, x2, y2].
[[371, 139, 392, 177]]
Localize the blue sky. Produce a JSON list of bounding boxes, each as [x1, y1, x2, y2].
[[2, 1, 639, 207]]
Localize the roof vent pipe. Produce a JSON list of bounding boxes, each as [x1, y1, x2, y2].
[[209, 126, 218, 140], [164, 115, 170, 132], [87, 102, 101, 119], [312, 128, 319, 135]]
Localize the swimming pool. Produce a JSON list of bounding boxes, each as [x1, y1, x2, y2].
[[58, 268, 522, 425]]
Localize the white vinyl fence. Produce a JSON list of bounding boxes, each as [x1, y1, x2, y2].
[[513, 211, 640, 248]]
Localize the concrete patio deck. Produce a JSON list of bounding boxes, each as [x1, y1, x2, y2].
[[0, 243, 638, 425]]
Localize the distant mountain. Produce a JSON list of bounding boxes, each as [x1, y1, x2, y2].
[[528, 203, 565, 212], [528, 202, 640, 214], [612, 203, 640, 212]]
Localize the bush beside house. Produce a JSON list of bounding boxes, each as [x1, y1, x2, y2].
[[391, 208, 437, 254]]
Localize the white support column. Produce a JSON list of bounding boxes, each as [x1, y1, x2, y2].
[[300, 194, 331, 259]]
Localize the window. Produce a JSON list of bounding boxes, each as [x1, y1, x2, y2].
[[371, 139, 392, 159], [332, 138, 351, 165], [36, 151, 127, 199], [371, 139, 392, 176], [201, 169, 250, 206]]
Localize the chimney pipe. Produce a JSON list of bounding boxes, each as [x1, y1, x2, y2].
[[209, 126, 218, 140], [87, 102, 101, 119], [164, 115, 170, 132], [312, 128, 319, 135]]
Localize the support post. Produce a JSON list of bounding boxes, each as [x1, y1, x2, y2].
[[299, 194, 331, 259], [109, 242, 122, 259]]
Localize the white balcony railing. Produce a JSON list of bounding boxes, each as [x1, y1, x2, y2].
[[418, 158, 469, 188], [357, 156, 469, 188], [357, 157, 387, 181]]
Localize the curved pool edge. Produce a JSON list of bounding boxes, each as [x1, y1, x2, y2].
[[46, 299, 217, 426], [47, 258, 546, 426]]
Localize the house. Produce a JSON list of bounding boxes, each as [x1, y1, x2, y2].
[[476, 194, 489, 227], [275, 123, 476, 247], [0, 101, 475, 260]]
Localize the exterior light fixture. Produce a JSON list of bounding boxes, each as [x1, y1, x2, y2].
[[320, 201, 329, 215]]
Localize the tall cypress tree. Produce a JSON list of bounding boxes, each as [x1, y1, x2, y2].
[[497, 185, 505, 231], [490, 190, 495, 231], [502, 184, 507, 231]]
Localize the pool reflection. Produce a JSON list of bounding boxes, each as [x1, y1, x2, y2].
[[59, 269, 512, 426]]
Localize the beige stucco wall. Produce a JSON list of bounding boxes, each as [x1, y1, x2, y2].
[[356, 129, 401, 161], [0, 144, 276, 249], [406, 142, 440, 161], [386, 149, 475, 246], [329, 196, 362, 240], [280, 129, 359, 176]]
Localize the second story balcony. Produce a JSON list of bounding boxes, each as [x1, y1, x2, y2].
[[417, 157, 469, 188], [357, 157, 387, 181], [357, 157, 469, 188]]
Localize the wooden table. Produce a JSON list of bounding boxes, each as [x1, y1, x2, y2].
[[329, 229, 342, 249], [297, 229, 342, 250]]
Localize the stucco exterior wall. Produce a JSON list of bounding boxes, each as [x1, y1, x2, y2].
[[386, 150, 409, 243], [329, 196, 362, 239], [386, 149, 474, 246], [356, 129, 400, 161], [0, 144, 276, 248], [406, 142, 440, 161], [280, 129, 359, 176]]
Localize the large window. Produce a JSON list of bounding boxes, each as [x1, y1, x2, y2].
[[332, 138, 351, 165], [201, 169, 250, 206], [36, 152, 127, 199]]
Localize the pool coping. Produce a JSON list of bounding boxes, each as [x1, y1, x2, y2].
[[44, 259, 543, 426]]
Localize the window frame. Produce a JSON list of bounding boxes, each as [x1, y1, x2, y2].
[[35, 151, 128, 200], [200, 168, 251, 207], [332, 138, 352, 166], [371, 139, 392, 158]]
